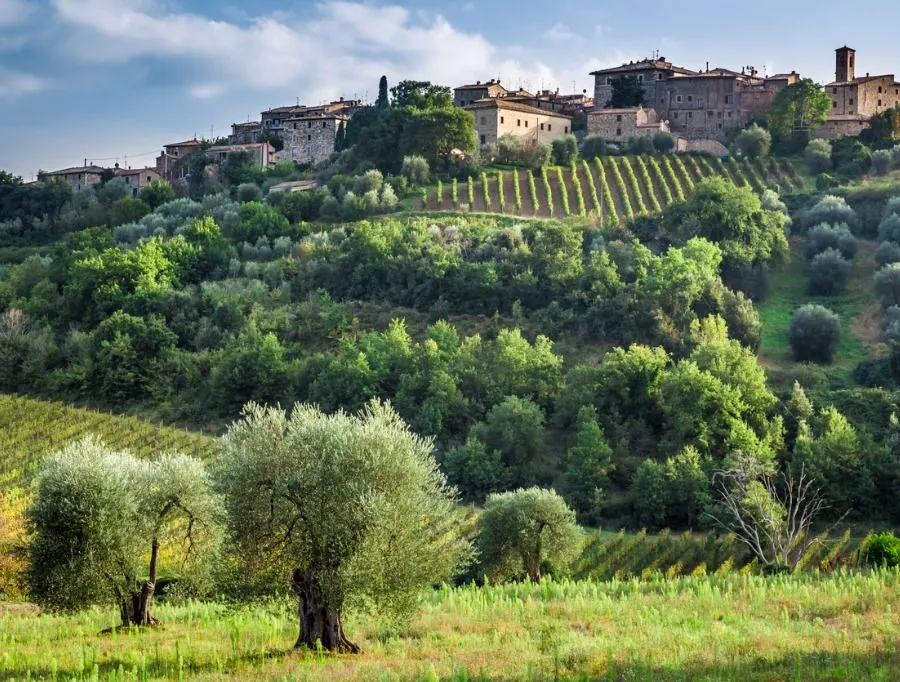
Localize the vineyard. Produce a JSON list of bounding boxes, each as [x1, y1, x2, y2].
[[426, 154, 804, 221], [573, 527, 868, 581], [0, 394, 214, 492]]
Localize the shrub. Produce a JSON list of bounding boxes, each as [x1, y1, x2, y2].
[[892, 145, 900, 169], [442, 437, 503, 502], [809, 248, 851, 296], [789, 304, 841, 364], [800, 195, 858, 233], [628, 136, 656, 156], [805, 222, 858, 260], [653, 131, 677, 153], [816, 173, 837, 191], [353, 169, 384, 195], [805, 139, 833, 174], [863, 532, 900, 567], [236, 183, 263, 203], [872, 149, 893, 176], [874, 263, 900, 308], [878, 213, 900, 243], [401, 155, 429, 186], [734, 123, 772, 159], [832, 138, 872, 178], [581, 135, 610, 159], [874, 240, 900, 267], [551, 135, 578, 166], [529, 143, 551, 170], [478, 487, 581, 582]]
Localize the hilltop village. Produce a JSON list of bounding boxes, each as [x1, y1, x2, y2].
[[37, 46, 899, 186]]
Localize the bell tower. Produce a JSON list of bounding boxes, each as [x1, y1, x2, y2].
[[835, 46, 856, 83]]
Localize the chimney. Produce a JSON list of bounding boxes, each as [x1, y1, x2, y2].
[[476, 80, 481, 85], [706, 61, 709, 72]]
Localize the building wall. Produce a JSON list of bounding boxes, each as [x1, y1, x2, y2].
[[119, 169, 161, 195], [829, 78, 900, 118], [593, 67, 669, 110], [454, 83, 506, 107], [586, 108, 666, 139], [281, 118, 341, 165], [813, 118, 870, 140], [53, 172, 104, 192], [662, 77, 746, 139], [472, 107, 572, 147]]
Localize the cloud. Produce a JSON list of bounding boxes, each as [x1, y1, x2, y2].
[[545, 23, 579, 42], [0, 0, 34, 27], [0, 69, 47, 99], [49, 0, 569, 103]]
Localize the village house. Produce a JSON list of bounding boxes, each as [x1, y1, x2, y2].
[[259, 98, 362, 138], [453, 80, 509, 107], [465, 98, 574, 148], [587, 106, 668, 140], [279, 112, 348, 166], [155, 138, 204, 181], [229, 122, 261, 145], [39, 165, 106, 191], [111, 164, 160, 196], [204, 142, 276, 168], [817, 47, 900, 139]]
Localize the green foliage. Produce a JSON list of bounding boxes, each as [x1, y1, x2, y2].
[[467, 176, 475, 206], [805, 223, 858, 261], [789, 304, 841, 364], [108, 197, 150, 227], [470, 396, 546, 489], [376, 75, 389, 108], [653, 132, 676, 153], [606, 76, 645, 108], [620, 157, 647, 215], [832, 138, 873, 178], [564, 406, 613, 520], [528, 169, 539, 213], [217, 401, 469, 623], [581, 135, 609, 159], [390, 80, 453, 110], [541, 166, 554, 216], [138, 179, 176, 210], [863, 532, 900, 567], [874, 263, 900, 308], [401, 155, 430, 187], [481, 170, 491, 209], [805, 139, 833, 174], [478, 487, 581, 582], [734, 124, 772, 159], [29, 437, 221, 618], [872, 149, 893, 176], [442, 437, 503, 502], [512, 168, 522, 212], [661, 156, 685, 200], [607, 157, 633, 218], [766, 78, 832, 138], [556, 167, 570, 216], [634, 156, 662, 212], [874, 240, 900, 267], [236, 183, 263, 203], [551, 135, 578, 166], [799, 195, 858, 233]]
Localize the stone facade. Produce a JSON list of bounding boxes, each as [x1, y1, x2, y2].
[[466, 99, 573, 147], [814, 116, 870, 140], [40, 165, 106, 191], [454, 80, 509, 107], [586, 106, 667, 139], [229, 122, 261, 145], [590, 58, 798, 142], [261, 99, 361, 137], [819, 47, 900, 139], [113, 166, 161, 196], [156, 139, 204, 181], [279, 114, 347, 166], [205, 143, 275, 168]]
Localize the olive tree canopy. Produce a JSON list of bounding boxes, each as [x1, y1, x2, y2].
[[28, 437, 222, 627], [216, 401, 470, 653]]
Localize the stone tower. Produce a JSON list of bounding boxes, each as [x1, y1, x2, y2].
[[835, 46, 856, 83]]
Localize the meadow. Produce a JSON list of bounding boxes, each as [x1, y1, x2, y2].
[[2, 571, 898, 681]]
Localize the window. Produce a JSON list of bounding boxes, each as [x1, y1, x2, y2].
[[540, 123, 545, 130], [833, 100, 838, 108], [657, 73, 664, 80], [517, 119, 521, 127], [564, 126, 568, 133], [638, 74, 644, 83], [849, 98, 854, 105], [606, 77, 613, 85], [688, 111, 692, 118], [727, 111, 733, 118], [308, 122, 312, 128], [833, 88, 838, 94], [687, 95, 693, 102], [676, 95, 682, 103], [878, 86, 883, 93], [501, 116, 504, 124], [481, 116, 486, 124], [525, 120, 528, 127], [480, 134, 486, 145], [718, 123, 723, 129], [616, 128, 622, 136], [878, 99, 883, 106], [717, 111, 723, 119], [322, 122, 327, 128], [707, 110, 713, 117], [307, 134, 312, 141], [674, 111, 679, 119], [548, 124, 552, 131], [616, 114, 622, 122], [724, 95, 732, 105]]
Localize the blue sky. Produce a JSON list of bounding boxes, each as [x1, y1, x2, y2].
[[1, 0, 895, 179]]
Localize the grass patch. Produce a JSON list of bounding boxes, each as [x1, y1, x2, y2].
[[757, 239, 880, 386]]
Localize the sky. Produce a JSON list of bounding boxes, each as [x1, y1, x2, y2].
[[0, 0, 896, 179]]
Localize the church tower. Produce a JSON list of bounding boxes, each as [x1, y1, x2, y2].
[[835, 46, 856, 83]]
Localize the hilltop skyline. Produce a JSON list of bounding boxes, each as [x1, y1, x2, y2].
[[1, 0, 896, 178]]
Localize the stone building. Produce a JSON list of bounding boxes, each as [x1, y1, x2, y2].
[[260, 98, 362, 138], [279, 113, 349, 166], [112, 165, 161, 196], [204, 142, 276, 168], [589, 57, 798, 141], [453, 80, 509, 107], [156, 139, 204, 181], [586, 106, 668, 140], [229, 121, 261, 145], [817, 47, 900, 139], [465, 98, 573, 147], [39, 165, 106, 191]]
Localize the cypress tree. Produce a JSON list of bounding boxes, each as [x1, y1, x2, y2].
[[376, 76, 389, 108], [334, 121, 346, 151]]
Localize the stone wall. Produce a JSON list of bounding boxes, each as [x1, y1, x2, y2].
[[586, 108, 665, 140], [594, 67, 668, 110], [281, 118, 342, 165], [472, 105, 572, 147], [813, 118, 870, 140]]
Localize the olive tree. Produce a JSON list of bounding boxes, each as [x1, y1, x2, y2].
[[28, 437, 222, 627], [217, 401, 469, 653], [734, 123, 771, 159], [788, 304, 841, 364], [809, 248, 851, 296], [477, 487, 581, 583], [804, 139, 833, 175]]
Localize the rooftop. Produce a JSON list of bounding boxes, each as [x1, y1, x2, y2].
[[826, 74, 898, 87], [465, 98, 574, 119], [42, 165, 106, 176], [206, 143, 273, 153], [590, 58, 697, 77], [455, 79, 506, 90], [164, 138, 203, 148]]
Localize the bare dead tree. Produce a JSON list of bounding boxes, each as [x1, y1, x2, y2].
[[706, 466, 836, 571]]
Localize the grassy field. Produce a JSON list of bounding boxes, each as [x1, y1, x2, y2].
[[757, 239, 881, 386], [1, 571, 898, 681]]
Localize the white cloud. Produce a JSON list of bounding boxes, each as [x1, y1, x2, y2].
[[0, 69, 47, 99], [545, 23, 578, 42], [49, 0, 570, 104], [0, 0, 34, 27]]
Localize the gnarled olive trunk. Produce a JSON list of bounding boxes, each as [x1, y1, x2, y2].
[[120, 539, 160, 627], [291, 568, 359, 653]]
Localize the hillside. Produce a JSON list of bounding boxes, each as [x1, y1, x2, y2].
[[0, 394, 214, 491], [425, 154, 802, 220]]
